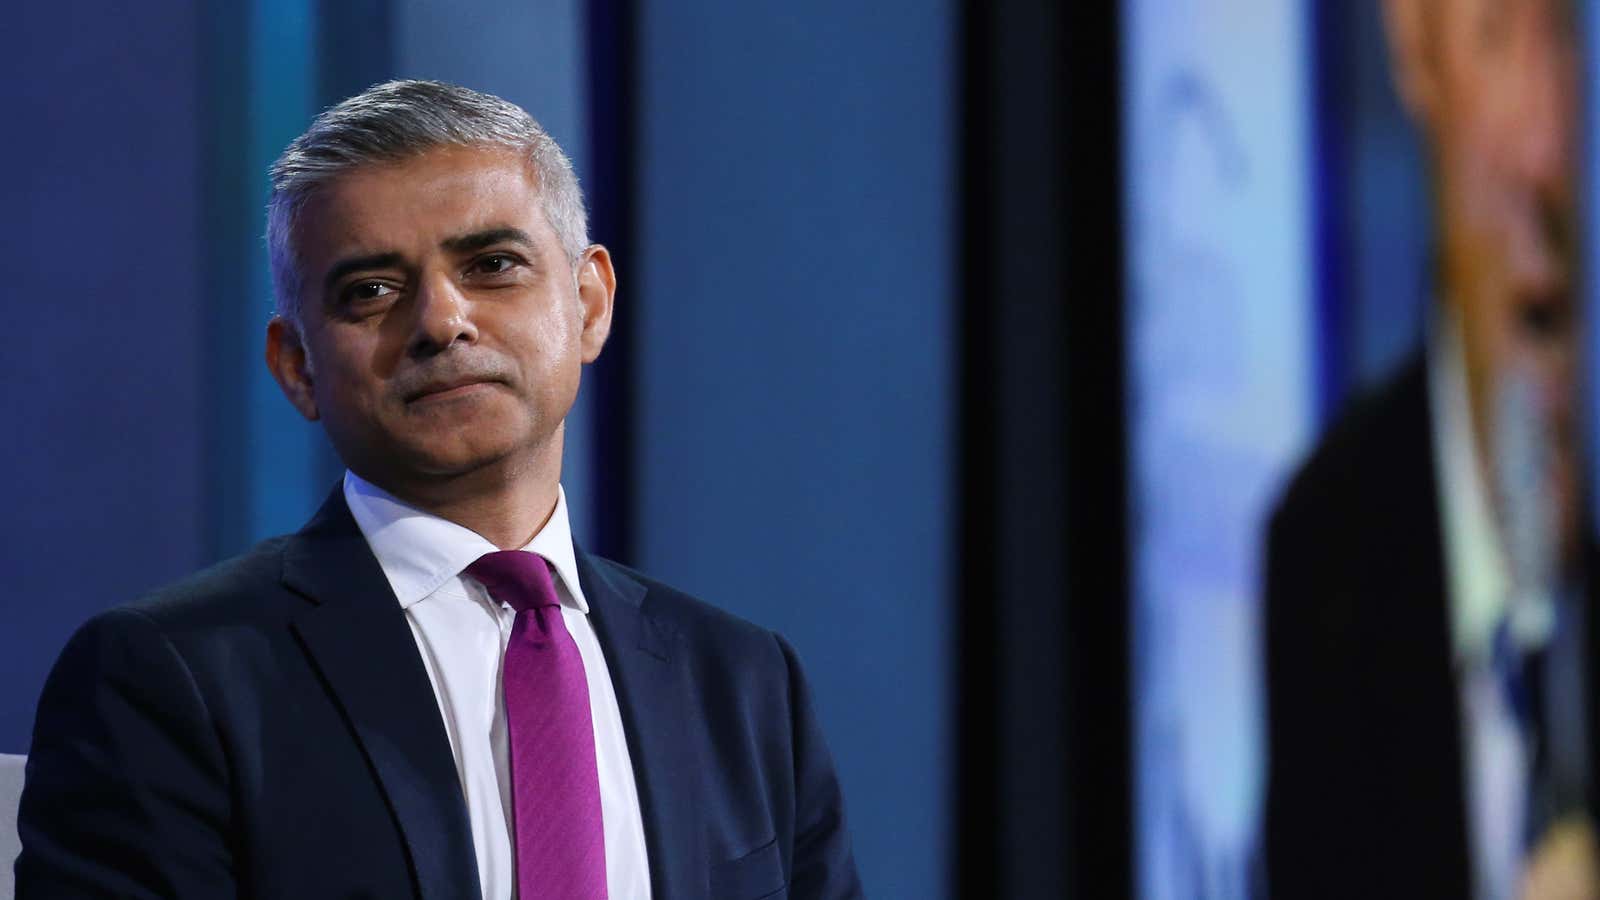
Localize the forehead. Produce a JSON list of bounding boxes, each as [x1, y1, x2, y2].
[[294, 145, 556, 266]]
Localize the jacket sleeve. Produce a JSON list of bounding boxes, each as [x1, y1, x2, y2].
[[16, 607, 236, 898], [774, 633, 865, 900]]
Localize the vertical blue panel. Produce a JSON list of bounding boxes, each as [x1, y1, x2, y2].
[[632, 3, 956, 896], [390, 0, 599, 545], [204, 0, 327, 556], [241, 0, 327, 544], [0, 2, 207, 750], [1124, 2, 1316, 897]]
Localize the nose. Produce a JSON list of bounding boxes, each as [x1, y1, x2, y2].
[[408, 272, 478, 357]]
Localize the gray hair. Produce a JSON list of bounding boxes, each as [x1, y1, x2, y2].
[[267, 79, 589, 321]]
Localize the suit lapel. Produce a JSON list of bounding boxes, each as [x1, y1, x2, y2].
[[577, 549, 707, 900], [1375, 356, 1471, 883], [281, 490, 481, 900]]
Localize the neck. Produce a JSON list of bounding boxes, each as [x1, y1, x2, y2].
[[363, 435, 565, 550], [418, 472, 560, 551]]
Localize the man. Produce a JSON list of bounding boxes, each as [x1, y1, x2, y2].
[[15, 80, 863, 899], [1264, 1, 1596, 898]]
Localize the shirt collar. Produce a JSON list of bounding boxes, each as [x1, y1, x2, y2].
[[1429, 310, 1511, 666], [342, 471, 590, 614]]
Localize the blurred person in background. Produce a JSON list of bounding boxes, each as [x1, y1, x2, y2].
[[14, 81, 862, 900], [1264, 1, 1597, 898]]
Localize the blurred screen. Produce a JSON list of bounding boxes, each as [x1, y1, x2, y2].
[[1124, 2, 1315, 896], [1127, 1, 1590, 897]]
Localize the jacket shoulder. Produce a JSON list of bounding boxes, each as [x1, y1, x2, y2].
[[583, 554, 796, 685], [124, 535, 297, 629], [1271, 352, 1430, 535], [589, 555, 777, 644]]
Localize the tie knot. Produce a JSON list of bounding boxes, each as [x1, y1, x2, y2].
[[464, 550, 560, 613]]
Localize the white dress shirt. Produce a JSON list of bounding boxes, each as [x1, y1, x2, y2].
[[1429, 315, 1531, 900], [343, 472, 652, 900]]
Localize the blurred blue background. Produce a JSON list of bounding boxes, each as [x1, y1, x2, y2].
[[0, 1, 954, 897]]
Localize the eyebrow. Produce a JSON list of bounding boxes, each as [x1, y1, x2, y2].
[[440, 226, 537, 255]]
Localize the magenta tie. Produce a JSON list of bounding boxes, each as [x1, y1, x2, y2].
[[465, 551, 608, 900]]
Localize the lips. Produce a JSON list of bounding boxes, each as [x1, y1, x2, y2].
[[404, 376, 502, 403]]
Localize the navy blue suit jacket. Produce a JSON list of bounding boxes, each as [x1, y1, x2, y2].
[[16, 490, 863, 899]]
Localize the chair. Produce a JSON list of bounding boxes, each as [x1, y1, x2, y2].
[[0, 754, 23, 900]]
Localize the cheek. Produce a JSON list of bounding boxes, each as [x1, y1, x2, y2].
[[1450, 126, 1511, 224], [309, 342, 383, 417], [1468, 295, 1517, 354], [517, 304, 584, 375]]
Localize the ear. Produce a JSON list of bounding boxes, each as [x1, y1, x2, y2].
[[575, 244, 617, 364], [1381, 0, 1441, 129], [265, 316, 321, 421]]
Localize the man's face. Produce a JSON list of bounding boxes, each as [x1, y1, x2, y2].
[[1389, 0, 1581, 563], [267, 145, 613, 495]]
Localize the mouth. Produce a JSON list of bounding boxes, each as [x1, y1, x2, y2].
[[404, 377, 503, 405], [1515, 289, 1573, 342]]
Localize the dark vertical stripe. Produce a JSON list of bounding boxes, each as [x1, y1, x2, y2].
[[1310, 0, 1349, 424], [583, 0, 637, 563], [990, 0, 1070, 886], [201, 0, 257, 560], [963, 0, 1131, 894], [1063, 4, 1131, 896]]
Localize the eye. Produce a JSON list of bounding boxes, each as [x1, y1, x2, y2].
[[472, 254, 519, 275], [334, 280, 400, 317], [350, 281, 396, 301]]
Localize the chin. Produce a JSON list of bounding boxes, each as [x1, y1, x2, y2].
[[403, 442, 520, 479], [334, 408, 548, 483], [409, 421, 543, 475]]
